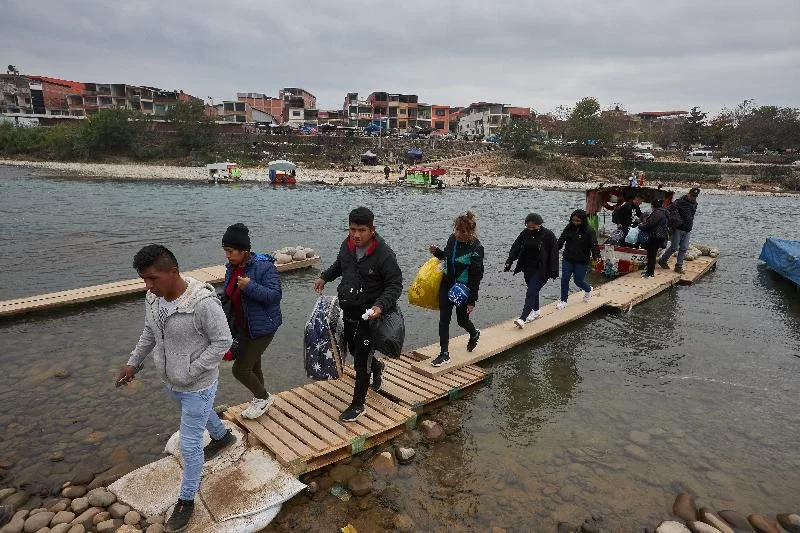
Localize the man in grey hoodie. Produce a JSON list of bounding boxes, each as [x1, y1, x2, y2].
[[117, 245, 233, 533]]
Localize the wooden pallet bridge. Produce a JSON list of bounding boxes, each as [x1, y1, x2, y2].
[[0, 256, 319, 318]]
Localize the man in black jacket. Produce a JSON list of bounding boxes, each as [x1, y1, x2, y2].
[[612, 194, 644, 233], [314, 207, 403, 422], [658, 187, 700, 274]]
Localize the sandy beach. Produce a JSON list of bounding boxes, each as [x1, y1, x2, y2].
[[1, 159, 796, 197]]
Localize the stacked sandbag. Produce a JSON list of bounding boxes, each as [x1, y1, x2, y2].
[[271, 245, 317, 264], [693, 243, 720, 257]]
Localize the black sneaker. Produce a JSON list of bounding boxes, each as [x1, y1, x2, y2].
[[339, 404, 365, 422], [431, 351, 450, 367], [466, 330, 481, 352], [674, 265, 685, 274], [203, 429, 235, 462], [657, 259, 669, 269], [165, 499, 194, 533], [371, 359, 386, 392]]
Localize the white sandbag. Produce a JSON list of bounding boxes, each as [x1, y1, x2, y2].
[[166, 491, 281, 533], [108, 455, 183, 518], [292, 251, 306, 261], [304, 248, 316, 258], [163, 421, 246, 476], [275, 253, 292, 264]]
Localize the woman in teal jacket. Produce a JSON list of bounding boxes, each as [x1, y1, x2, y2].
[[428, 211, 484, 367]]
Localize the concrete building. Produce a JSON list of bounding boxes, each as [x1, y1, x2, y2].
[[417, 104, 432, 131], [65, 84, 196, 117], [216, 101, 277, 123], [367, 92, 419, 132], [26, 76, 84, 115], [432, 105, 451, 133], [457, 102, 510, 139], [1, 74, 33, 114], [237, 92, 283, 121], [343, 93, 374, 128]]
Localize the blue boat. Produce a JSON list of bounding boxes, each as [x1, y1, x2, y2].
[[759, 237, 800, 286]]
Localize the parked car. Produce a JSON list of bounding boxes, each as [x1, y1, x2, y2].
[[634, 152, 655, 161], [687, 150, 713, 162], [720, 156, 742, 163]]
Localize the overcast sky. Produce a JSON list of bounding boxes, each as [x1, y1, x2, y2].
[[3, 0, 799, 116]]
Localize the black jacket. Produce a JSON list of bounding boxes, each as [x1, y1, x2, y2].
[[432, 234, 484, 306], [639, 207, 669, 240], [611, 202, 643, 229], [505, 227, 559, 280], [320, 233, 403, 314], [557, 223, 601, 264], [667, 195, 698, 232]]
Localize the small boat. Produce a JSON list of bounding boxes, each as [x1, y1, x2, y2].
[[206, 162, 241, 183], [585, 183, 674, 276], [759, 237, 800, 287], [401, 166, 446, 189], [268, 160, 297, 185]]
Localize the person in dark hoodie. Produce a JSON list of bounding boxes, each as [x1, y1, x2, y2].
[[556, 209, 601, 310], [611, 194, 644, 234], [314, 207, 403, 422], [428, 210, 485, 366], [637, 199, 669, 278], [119, 245, 233, 533], [221, 223, 282, 420], [504, 212, 559, 328], [658, 187, 700, 274]]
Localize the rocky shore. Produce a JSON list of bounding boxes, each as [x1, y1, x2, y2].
[[2, 159, 797, 197]]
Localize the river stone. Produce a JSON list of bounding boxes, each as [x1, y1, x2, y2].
[[49, 452, 66, 463], [673, 493, 698, 521], [49, 524, 71, 533], [328, 464, 357, 484], [305, 249, 316, 258], [557, 523, 578, 533], [623, 444, 648, 461], [95, 519, 123, 533], [369, 452, 396, 475], [116, 526, 140, 533], [698, 508, 734, 533], [777, 514, 800, 533], [657, 522, 691, 533], [347, 474, 372, 497], [86, 489, 115, 508], [66, 526, 84, 533], [50, 511, 75, 525], [4, 491, 30, 510], [688, 522, 722, 533], [68, 498, 88, 516], [23, 512, 54, 533], [0, 489, 17, 503], [60, 486, 85, 500], [395, 447, 415, 464], [629, 430, 651, 446], [718, 510, 753, 531], [393, 514, 414, 533], [107, 503, 130, 519], [123, 511, 140, 525], [3, 513, 26, 533], [92, 512, 110, 526], [747, 515, 781, 533], [69, 507, 101, 526], [67, 469, 94, 487], [419, 420, 445, 441], [48, 501, 68, 513], [145, 525, 164, 533], [145, 514, 164, 525]]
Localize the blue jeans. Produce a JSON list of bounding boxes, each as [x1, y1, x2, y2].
[[520, 271, 548, 319], [661, 229, 691, 267], [165, 380, 227, 501], [560, 260, 592, 301]]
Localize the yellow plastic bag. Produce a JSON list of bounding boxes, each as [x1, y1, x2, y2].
[[408, 257, 444, 310]]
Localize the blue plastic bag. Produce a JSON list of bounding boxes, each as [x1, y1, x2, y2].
[[625, 226, 640, 245]]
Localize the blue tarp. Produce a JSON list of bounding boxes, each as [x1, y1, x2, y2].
[[759, 237, 800, 285], [407, 148, 423, 158]]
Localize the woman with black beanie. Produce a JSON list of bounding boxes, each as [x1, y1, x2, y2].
[[221, 223, 282, 419]]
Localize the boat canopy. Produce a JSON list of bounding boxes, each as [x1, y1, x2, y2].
[[268, 160, 296, 171], [206, 162, 237, 171]]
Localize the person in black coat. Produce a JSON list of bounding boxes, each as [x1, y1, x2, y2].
[[556, 209, 601, 309], [612, 194, 644, 233], [504, 213, 559, 328], [658, 187, 700, 274], [315, 207, 403, 422], [637, 199, 669, 278], [428, 211, 484, 367]]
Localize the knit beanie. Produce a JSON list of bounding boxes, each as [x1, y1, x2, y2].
[[525, 213, 543, 225], [222, 223, 251, 251]]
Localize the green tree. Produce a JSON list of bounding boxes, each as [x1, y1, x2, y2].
[[498, 115, 540, 158], [679, 106, 707, 148], [566, 97, 611, 144], [78, 108, 147, 157], [164, 100, 215, 155]]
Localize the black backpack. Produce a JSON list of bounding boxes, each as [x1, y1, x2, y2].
[[667, 204, 683, 229]]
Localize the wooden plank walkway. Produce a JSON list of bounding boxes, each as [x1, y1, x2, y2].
[[0, 256, 319, 318], [223, 375, 416, 475], [343, 353, 486, 412]]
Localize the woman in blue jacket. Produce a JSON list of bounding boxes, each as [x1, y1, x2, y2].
[[222, 223, 282, 419]]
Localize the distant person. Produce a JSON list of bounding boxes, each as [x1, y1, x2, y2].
[[637, 199, 669, 278], [118, 245, 233, 533], [612, 194, 644, 234], [658, 187, 700, 274], [504, 213, 559, 328], [464, 168, 471, 184], [384, 165, 390, 180], [428, 211, 484, 366], [221, 223, 282, 420], [314, 207, 402, 421], [556, 209, 601, 309]]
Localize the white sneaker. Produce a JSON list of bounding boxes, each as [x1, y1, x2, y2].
[[513, 318, 525, 329], [556, 301, 568, 310], [241, 394, 273, 419], [526, 310, 541, 322], [583, 287, 593, 302]]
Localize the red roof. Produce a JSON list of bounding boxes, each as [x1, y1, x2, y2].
[[28, 76, 85, 93], [637, 111, 689, 117]]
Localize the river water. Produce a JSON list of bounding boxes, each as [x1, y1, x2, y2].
[[1, 166, 799, 531]]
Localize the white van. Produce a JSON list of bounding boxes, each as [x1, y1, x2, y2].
[[686, 150, 713, 162]]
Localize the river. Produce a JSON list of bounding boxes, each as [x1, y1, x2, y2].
[[0, 166, 798, 531]]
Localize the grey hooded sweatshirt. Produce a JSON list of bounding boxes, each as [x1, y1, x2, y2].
[[127, 276, 232, 393]]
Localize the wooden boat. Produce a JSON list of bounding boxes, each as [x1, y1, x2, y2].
[[268, 160, 297, 185], [401, 166, 446, 189]]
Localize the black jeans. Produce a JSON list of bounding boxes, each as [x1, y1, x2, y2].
[[438, 289, 477, 353], [343, 315, 382, 408], [645, 238, 666, 275]]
